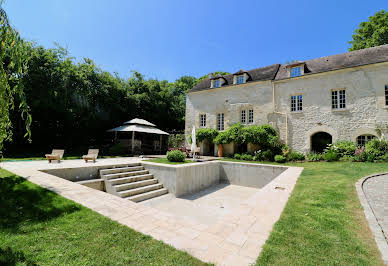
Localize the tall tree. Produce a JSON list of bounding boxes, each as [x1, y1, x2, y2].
[[349, 10, 388, 51], [0, 1, 31, 154]]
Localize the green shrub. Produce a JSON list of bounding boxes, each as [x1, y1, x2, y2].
[[262, 150, 274, 161], [365, 139, 388, 157], [242, 124, 280, 151], [323, 150, 340, 162], [353, 146, 367, 162], [331, 141, 357, 157], [108, 144, 128, 155], [214, 123, 244, 145], [241, 153, 253, 161], [274, 155, 286, 163], [253, 150, 264, 161], [307, 152, 322, 162], [288, 151, 305, 161], [168, 134, 185, 148], [166, 150, 185, 162], [196, 128, 219, 143], [234, 153, 241, 160], [377, 153, 388, 162]]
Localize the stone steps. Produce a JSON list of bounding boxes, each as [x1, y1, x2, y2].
[[126, 188, 168, 202], [99, 163, 167, 202]]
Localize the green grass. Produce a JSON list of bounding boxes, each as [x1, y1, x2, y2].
[[0, 168, 209, 265], [221, 160, 387, 265], [144, 158, 195, 165]]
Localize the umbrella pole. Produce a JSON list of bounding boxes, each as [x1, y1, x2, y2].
[[131, 131, 135, 154]]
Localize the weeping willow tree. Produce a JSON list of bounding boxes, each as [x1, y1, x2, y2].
[[0, 1, 31, 155]]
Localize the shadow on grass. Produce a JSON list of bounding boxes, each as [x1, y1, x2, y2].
[[0, 175, 80, 231], [0, 247, 37, 266]]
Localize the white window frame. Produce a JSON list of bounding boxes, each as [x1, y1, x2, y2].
[[217, 113, 224, 131], [241, 110, 246, 124], [237, 75, 244, 84], [290, 66, 301, 77], [248, 109, 254, 124], [332, 89, 346, 110], [291, 94, 303, 112], [357, 135, 375, 146], [199, 114, 206, 128], [214, 80, 220, 88]]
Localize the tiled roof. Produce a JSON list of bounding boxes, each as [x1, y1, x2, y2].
[[188, 44, 388, 93]]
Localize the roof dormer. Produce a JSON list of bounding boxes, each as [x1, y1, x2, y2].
[[287, 62, 305, 78], [233, 69, 250, 85], [210, 74, 227, 88]]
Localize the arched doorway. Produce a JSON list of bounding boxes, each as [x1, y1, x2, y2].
[[311, 132, 332, 152]]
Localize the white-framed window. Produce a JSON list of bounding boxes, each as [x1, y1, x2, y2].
[[217, 113, 224, 130], [385, 85, 388, 106], [199, 114, 206, 127], [241, 110, 246, 124], [214, 80, 221, 88], [290, 66, 301, 77], [332, 89, 346, 109], [237, 75, 244, 84], [291, 94, 303, 112], [248, 109, 254, 123], [357, 135, 375, 146]]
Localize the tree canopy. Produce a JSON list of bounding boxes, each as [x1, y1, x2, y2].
[[0, 2, 31, 155], [349, 10, 388, 51]]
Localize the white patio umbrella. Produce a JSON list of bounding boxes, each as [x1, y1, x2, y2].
[[191, 126, 197, 158]]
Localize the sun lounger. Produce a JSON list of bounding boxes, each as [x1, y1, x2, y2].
[[45, 149, 64, 163], [82, 149, 99, 163]]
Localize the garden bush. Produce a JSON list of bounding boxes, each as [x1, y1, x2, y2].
[[365, 139, 388, 158], [288, 151, 305, 161], [323, 150, 340, 162], [307, 152, 322, 162], [274, 155, 286, 163], [262, 150, 274, 161], [353, 146, 367, 162], [253, 150, 264, 161], [196, 128, 219, 143], [168, 134, 185, 148], [241, 153, 253, 161], [330, 141, 357, 157], [166, 150, 185, 162], [233, 153, 241, 160]]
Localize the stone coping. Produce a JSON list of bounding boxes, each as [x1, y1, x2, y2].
[[356, 173, 388, 265], [0, 158, 303, 265]]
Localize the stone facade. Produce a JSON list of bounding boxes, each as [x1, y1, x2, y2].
[[185, 61, 388, 154]]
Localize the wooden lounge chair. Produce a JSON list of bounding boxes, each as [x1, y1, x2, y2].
[[45, 149, 64, 163], [82, 149, 99, 163]]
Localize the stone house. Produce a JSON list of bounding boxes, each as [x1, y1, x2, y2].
[[185, 44, 388, 155]]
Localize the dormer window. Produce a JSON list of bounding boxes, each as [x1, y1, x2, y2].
[[214, 80, 221, 88], [290, 66, 302, 77], [237, 75, 244, 84]]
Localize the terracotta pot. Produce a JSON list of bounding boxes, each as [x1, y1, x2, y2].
[[218, 144, 223, 157]]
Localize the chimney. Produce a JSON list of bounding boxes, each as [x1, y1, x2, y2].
[[208, 72, 213, 79]]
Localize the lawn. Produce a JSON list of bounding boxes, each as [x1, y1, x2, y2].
[[144, 158, 195, 165], [0, 168, 209, 265], [251, 161, 386, 265]]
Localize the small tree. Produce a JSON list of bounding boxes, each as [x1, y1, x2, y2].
[[349, 10, 388, 51], [0, 2, 31, 154]]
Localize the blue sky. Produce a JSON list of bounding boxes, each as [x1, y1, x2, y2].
[[4, 0, 387, 81]]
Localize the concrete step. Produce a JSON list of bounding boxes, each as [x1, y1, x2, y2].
[[118, 183, 163, 198], [114, 178, 158, 192], [102, 169, 148, 180], [126, 188, 168, 202], [100, 165, 144, 176], [108, 174, 154, 185]]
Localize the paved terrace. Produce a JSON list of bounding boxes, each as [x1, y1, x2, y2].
[[0, 158, 303, 266]]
